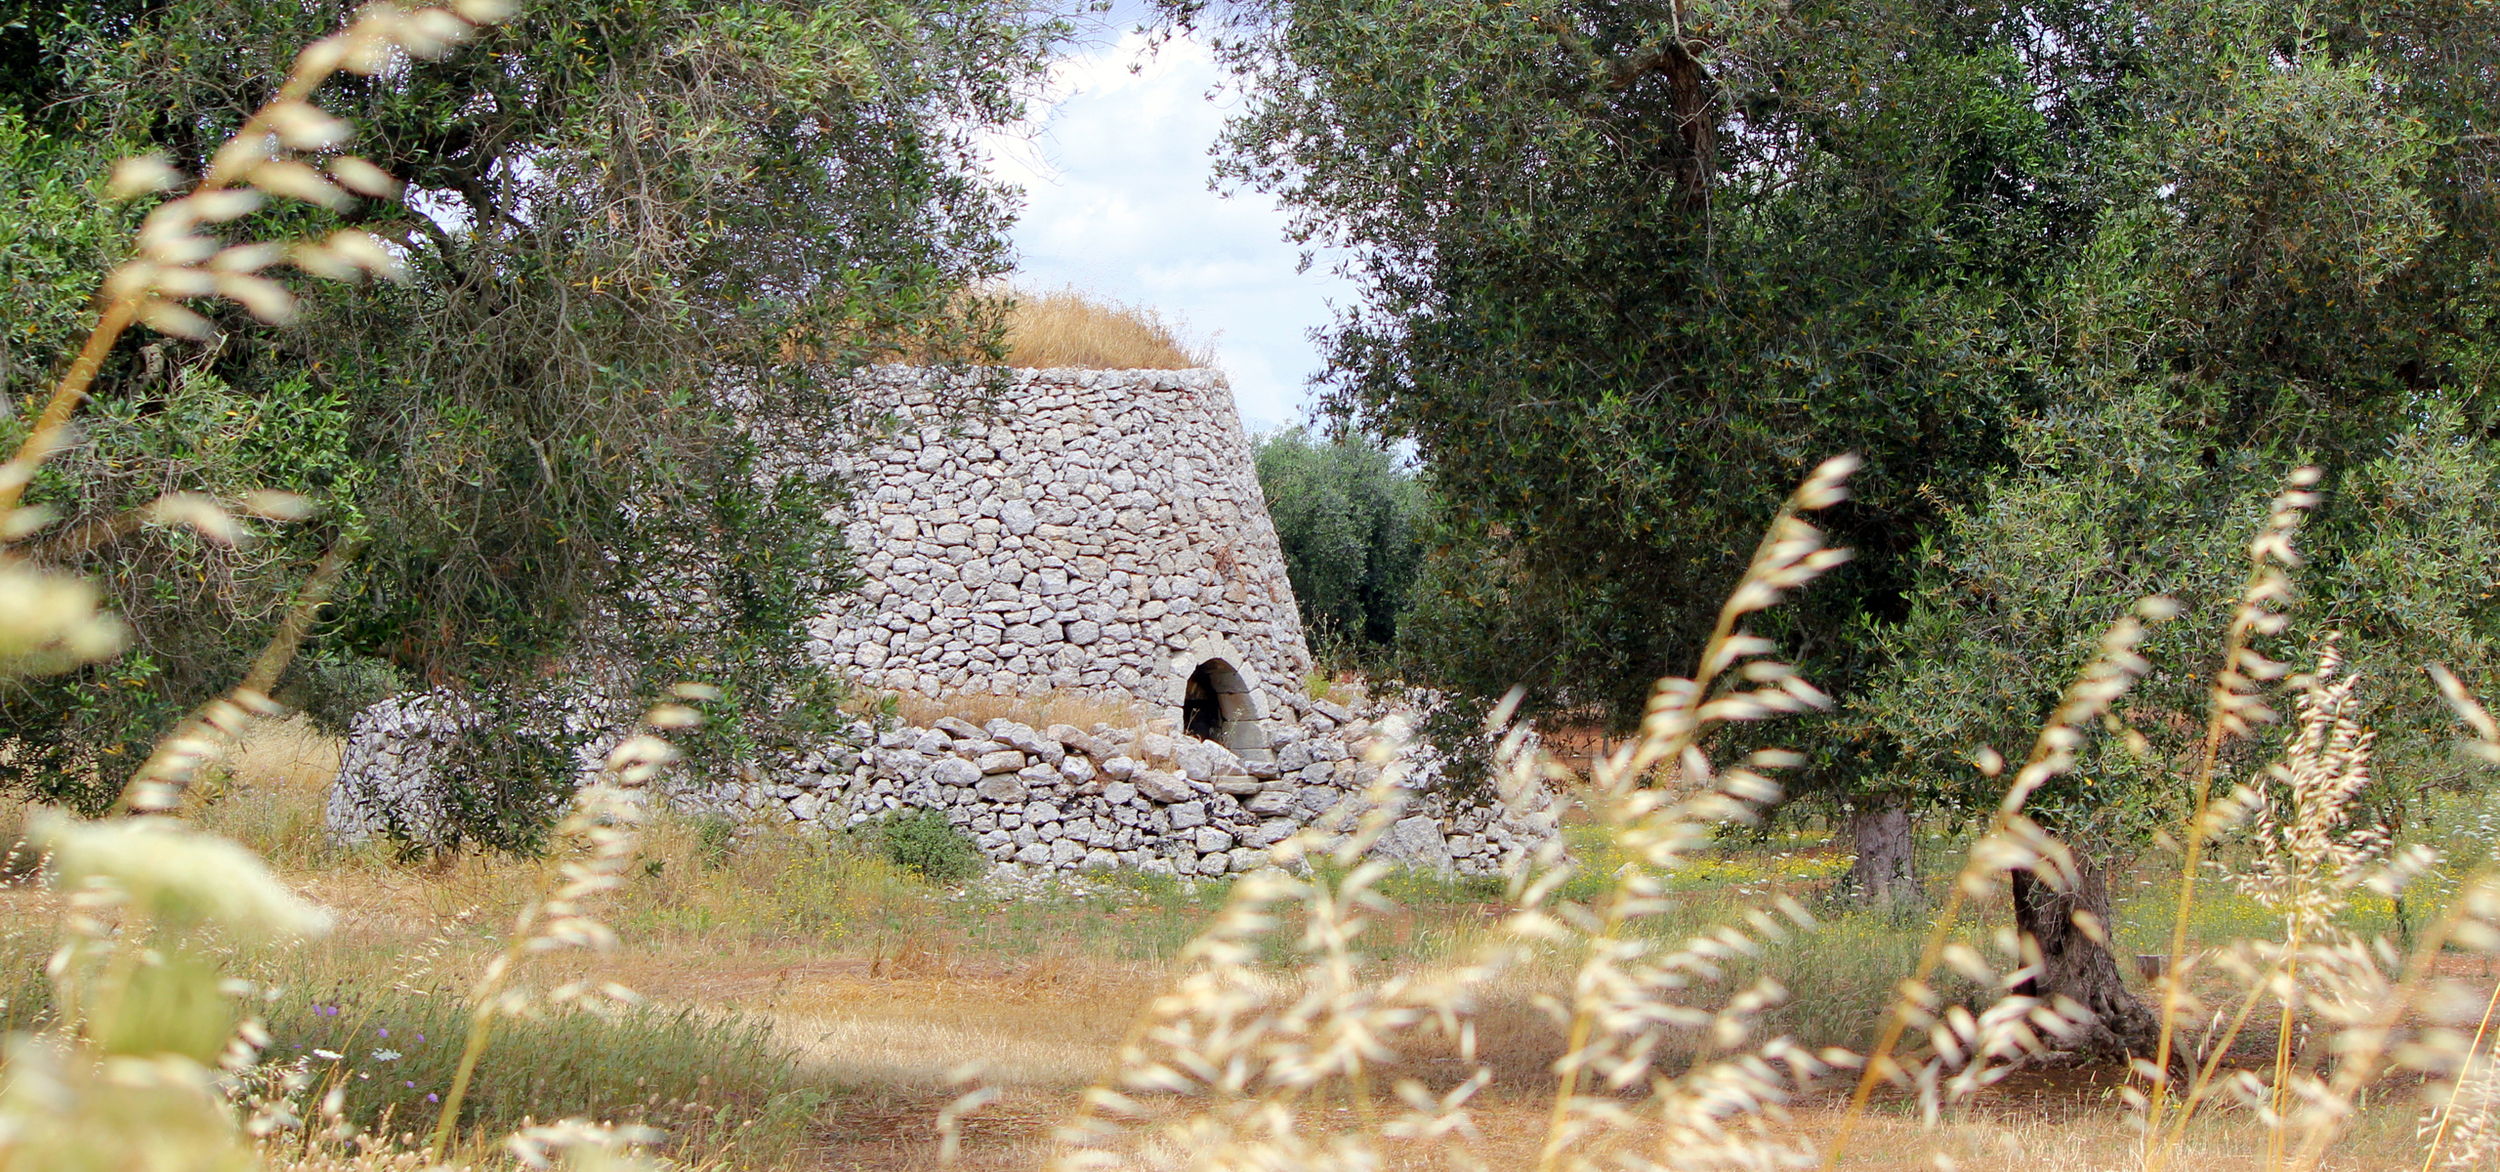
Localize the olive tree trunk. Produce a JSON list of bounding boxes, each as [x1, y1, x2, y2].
[[1846, 797, 1917, 907], [2008, 857, 2164, 1060]]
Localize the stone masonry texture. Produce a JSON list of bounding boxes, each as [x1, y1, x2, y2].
[[807, 366, 1313, 720]]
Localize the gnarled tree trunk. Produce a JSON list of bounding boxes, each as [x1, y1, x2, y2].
[[1846, 797, 1916, 907], [2009, 857, 2164, 1061]]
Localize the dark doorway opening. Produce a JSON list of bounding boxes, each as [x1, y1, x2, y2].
[[1182, 657, 1251, 744], [1184, 669, 1222, 741]]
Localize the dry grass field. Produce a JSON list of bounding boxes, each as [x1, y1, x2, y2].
[[4, 707, 2464, 1171]]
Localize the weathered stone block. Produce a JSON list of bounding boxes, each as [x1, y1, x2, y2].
[[1133, 769, 1192, 803], [1173, 739, 1242, 782], [1372, 815, 1455, 874], [1244, 790, 1295, 816], [975, 774, 1028, 803]]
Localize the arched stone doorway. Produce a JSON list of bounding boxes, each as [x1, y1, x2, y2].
[[1179, 656, 1265, 752]]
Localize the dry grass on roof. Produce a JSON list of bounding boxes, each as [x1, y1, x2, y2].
[[999, 284, 1215, 371]]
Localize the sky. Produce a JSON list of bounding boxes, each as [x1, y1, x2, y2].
[[986, 12, 1360, 435]]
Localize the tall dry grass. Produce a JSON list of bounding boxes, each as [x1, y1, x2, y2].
[[997, 285, 1214, 370], [0, 5, 736, 1169], [186, 715, 346, 867]]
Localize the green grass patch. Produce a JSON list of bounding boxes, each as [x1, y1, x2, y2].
[[262, 988, 817, 1163]]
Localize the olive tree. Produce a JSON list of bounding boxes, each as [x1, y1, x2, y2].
[[0, 0, 1062, 834], [1252, 427, 1426, 666], [1169, 0, 2500, 1055]]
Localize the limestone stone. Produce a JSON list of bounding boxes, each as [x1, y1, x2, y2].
[[1044, 724, 1100, 755], [975, 774, 1029, 803], [995, 722, 1065, 764], [1373, 815, 1455, 874], [977, 749, 1025, 775], [1133, 769, 1192, 803], [1173, 739, 1243, 782], [1244, 790, 1296, 816]]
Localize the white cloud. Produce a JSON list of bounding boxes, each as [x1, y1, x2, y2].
[[988, 26, 1357, 434]]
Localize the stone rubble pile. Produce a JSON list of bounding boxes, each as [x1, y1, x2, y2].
[[323, 688, 635, 846]]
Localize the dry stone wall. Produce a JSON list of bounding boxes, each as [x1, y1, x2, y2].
[[680, 696, 1559, 878], [807, 367, 1313, 731]]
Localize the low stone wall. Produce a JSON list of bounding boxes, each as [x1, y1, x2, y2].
[[693, 699, 1557, 877], [328, 689, 1562, 877], [323, 690, 631, 847]]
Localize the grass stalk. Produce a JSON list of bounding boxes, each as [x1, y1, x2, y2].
[[0, 301, 137, 518], [0, 5, 422, 520], [426, 925, 533, 1161], [2144, 468, 2322, 1172], [2419, 975, 2500, 1171], [2282, 666, 2500, 1171]]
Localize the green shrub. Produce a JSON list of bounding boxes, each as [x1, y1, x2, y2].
[[866, 808, 985, 883], [281, 653, 409, 738], [694, 813, 739, 871]]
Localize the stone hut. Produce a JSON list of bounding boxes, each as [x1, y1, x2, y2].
[[804, 366, 1315, 767], [325, 365, 1565, 875]]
